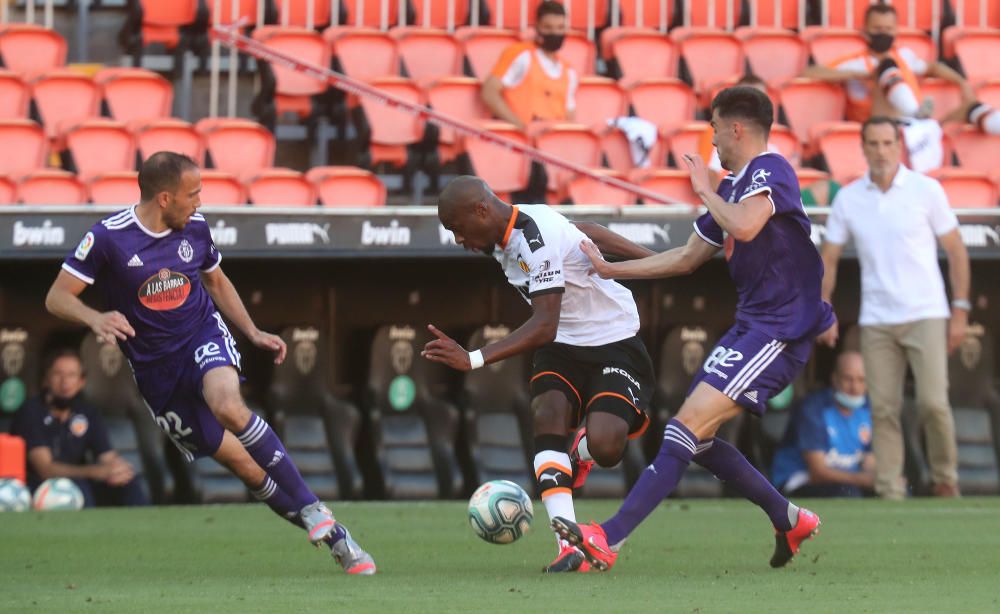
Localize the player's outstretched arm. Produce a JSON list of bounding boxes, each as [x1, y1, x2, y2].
[[581, 231, 718, 280], [200, 267, 287, 364], [573, 221, 656, 260], [45, 271, 135, 344], [683, 154, 773, 242]]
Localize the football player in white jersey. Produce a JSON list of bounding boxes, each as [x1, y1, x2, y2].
[[422, 176, 654, 573]]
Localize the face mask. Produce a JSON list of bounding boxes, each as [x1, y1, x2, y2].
[[537, 33, 565, 52], [867, 33, 894, 53], [834, 390, 866, 410]]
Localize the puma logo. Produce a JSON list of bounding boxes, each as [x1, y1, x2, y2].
[[539, 472, 561, 485]]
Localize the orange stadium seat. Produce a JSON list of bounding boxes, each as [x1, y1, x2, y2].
[[392, 28, 463, 82], [306, 166, 387, 207], [951, 127, 1000, 175], [803, 27, 867, 66], [0, 70, 29, 119], [0, 119, 47, 175], [359, 77, 425, 167], [567, 169, 636, 206], [930, 168, 999, 208], [737, 28, 808, 89], [410, 0, 470, 28], [205, 0, 260, 26], [15, 169, 86, 204], [326, 29, 398, 81], [600, 128, 650, 172], [464, 121, 532, 200], [779, 79, 847, 145], [892, 0, 939, 31], [823, 0, 876, 28], [795, 167, 832, 191], [0, 24, 67, 80], [953, 31, 1000, 84], [920, 78, 963, 122], [603, 29, 677, 85], [534, 123, 602, 202], [895, 27, 935, 65], [768, 125, 802, 167], [65, 119, 136, 182], [345, 0, 402, 28], [976, 79, 1000, 108], [666, 121, 708, 167], [0, 176, 14, 204], [674, 29, 744, 96], [272, 0, 334, 28], [618, 0, 673, 29], [253, 27, 330, 118], [247, 168, 317, 206], [88, 171, 140, 204], [633, 168, 698, 204], [425, 77, 490, 164], [203, 119, 275, 181], [198, 170, 247, 205], [563, 0, 610, 31], [687, 0, 740, 28], [628, 78, 697, 135], [950, 0, 1000, 28], [456, 27, 519, 80], [132, 0, 199, 50], [746, 0, 801, 30], [100, 69, 173, 125], [134, 119, 205, 165], [816, 122, 866, 184], [30, 70, 101, 141], [574, 77, 627, 132], [486, 0, 541, 29]]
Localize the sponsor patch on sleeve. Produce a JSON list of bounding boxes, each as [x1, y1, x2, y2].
[[74, 231, 95, 261]]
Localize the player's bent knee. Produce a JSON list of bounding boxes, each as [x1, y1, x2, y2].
[[531, 390, 573, 434], [585, 412, 629, 466]]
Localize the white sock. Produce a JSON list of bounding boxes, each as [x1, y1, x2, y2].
[[880, 71, 921, 117], [970, 104, 1000, 135], [534, 450, 575, 549]]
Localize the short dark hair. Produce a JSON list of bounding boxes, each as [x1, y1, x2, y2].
[[138, 151, 198, 201], [737, 74, 767, 88], [536, 1, 565, 21], [43, 348, 83, 377], [861, 115, 900, 141], [864, 2, 897, 24], [711, 85, 773, 135]]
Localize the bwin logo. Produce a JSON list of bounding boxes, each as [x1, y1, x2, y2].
[[361, 219, 411, 246]]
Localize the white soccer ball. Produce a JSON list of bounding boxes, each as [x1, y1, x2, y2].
[[32, 478, 85, 511], [0, 478, 31, 512], [468, 480, 533, 545]]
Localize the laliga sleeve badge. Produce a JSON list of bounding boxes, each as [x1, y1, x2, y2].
[[75, 231, 95, 261]]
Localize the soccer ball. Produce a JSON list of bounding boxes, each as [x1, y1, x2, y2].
[[32, 478, 85, 511], [0, 478, 31, 512], [468, 480, 533, 544]]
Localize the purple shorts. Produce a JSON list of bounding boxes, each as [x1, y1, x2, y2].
[[133, 313, 242, 460], [687, 324, 813, 416]]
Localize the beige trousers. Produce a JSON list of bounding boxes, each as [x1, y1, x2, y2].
[[860, 318, 958, 499]]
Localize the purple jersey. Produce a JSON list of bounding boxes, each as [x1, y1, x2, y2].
[[693, 152, 833, 341], [61, 206, 222, 367]]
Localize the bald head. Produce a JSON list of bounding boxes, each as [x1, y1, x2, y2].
[[438, 176, 491, 220], [832, 350, 866, 399], [437, 176, 510, 253]]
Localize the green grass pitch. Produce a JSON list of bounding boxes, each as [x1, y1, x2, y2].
[[3, 498, 1000, 613]]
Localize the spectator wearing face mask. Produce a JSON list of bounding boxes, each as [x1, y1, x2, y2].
[[9, 349, 148, 507], [770, 351, 875, 498]]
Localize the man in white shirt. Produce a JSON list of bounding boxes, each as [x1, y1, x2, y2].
[[819, 116, 971, 499], [423, 175, 654, 573]]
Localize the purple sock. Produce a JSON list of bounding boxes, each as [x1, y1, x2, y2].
[[238, 413, 317, 511], [694, 438, 794, 531], [251, 476, 346, 547], [601, 419, 696, 546]]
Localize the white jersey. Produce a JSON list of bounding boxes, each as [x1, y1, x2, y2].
[[492, 205, 640, 346]]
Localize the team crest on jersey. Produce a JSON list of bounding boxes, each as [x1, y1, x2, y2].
[[178, 239, 194, 263], [517, 255, 530, 273], [69, 414, 89, 437], [75, 232, 95, 261], [138, 268, 191, 311]]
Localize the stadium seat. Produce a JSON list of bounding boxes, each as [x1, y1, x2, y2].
[[252, 27, 330, 122], [795, 167, 833, 201], [633, 167, 698, 204], [120, 0, 199, 57], [895, 27, 935, 65], [306, 165, 387, 207], [343, 0, 403, 28], [0, 119, 47, 176], [778, 79, 847, 145], [0, 24, 67, 80], [198, 170, 247, 205], [892, 0, 939, 31], [410, 0, 470, 28], [134, 119, 205, 166], [600, 128, 641, 172], [15, 170, 86, 204], [976, 78, 1000, 108], [951, 126, 1000, 175], [674, 29, 744, 97], [425, 77, 490, 164], [567, 169, 636, 205], [574, 76, 627, 132], [392, 28, 464, 82], [271, 0, 335, 28], [823, 0, 878, 28], [736, 28, 808, 89], [0, 70, 29, 119], [456, 27, 520, 80], [665, 120, 707, 167], [464, 121, 531, 199], [204, 0, 260, 26], [686, 0, 740, 28], [460, 325, 534, 491], [953, 30, 1000, 84], [203, 119, 276, 181], [617, 0, 674, 29], [366, 324, 462, 499], [0, 176, 14, 204], [803, 27, 867, 67], [64, 119, 136, 182], [357, 77, 426, 167], [950, 0, 1000, 28], [30, 70, 101, 141], [816, 122, 866, 184], [325, 28, 398, 81], [267, 326, 364, 500], [563, 0, 610, 31], [79, 333, 173, 504], [534, 123, 602, 202], [745, 0, 800, 30], [246, 167, 317, 206], [929, 168, 999, 208], [919, 78, 963, 122], [768, 124, 802, 167], [603, 28, 677, 85], [88, 171, 140, 205], [627, 78, 697, 135], [99, 69, 173, 126], [485, 0, 541, 28]]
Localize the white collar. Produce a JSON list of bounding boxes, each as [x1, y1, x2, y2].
[[864, 164, 909, 191]]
